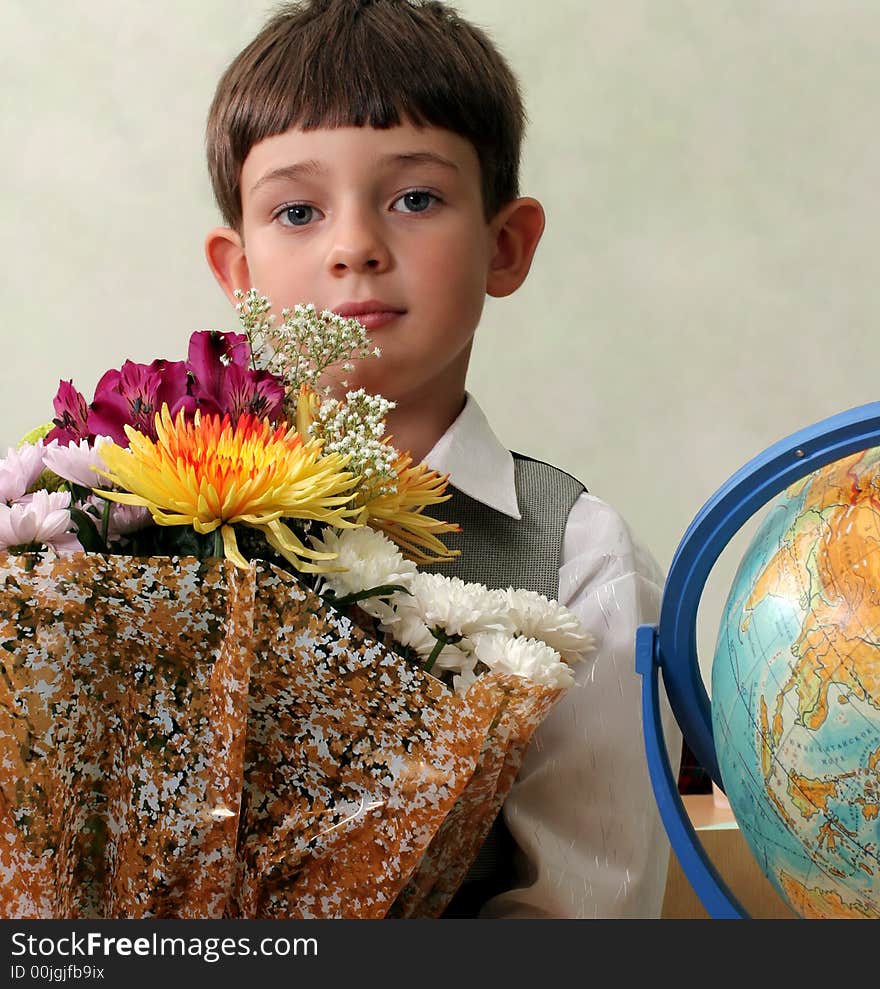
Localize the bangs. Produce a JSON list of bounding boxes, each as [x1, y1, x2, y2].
[[207, 1, 523, 228]]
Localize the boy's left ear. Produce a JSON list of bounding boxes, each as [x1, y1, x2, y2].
[[486, 197, 545, 298]]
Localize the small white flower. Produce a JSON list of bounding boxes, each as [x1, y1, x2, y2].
[[399, 573, 514, 638], [473, 632, 575, 688], [42, 436, 114, 489], [0, 489, 81, 553], [312, 526, 417, 618], [238, 290, 380, 393], [496, 587, 595, 662], [0, 441, 50, 503], [311, 389, 397, 500]]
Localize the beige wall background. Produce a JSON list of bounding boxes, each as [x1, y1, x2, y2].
[[4, 1, 879, 684]]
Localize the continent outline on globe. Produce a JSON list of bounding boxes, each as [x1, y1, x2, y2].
[[713, 447, 880, 919], [639, 400, 880, 919]]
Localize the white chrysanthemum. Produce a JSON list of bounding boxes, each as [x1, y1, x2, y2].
[[400, 573, 514, 638], [473, 631, 575, 688], [496, 587, 595, 662], [384, 610, 474, 673], [312, 526, 417, 617], [42, 435, 113, 489], [0, 489, 81, 553], [452, 666, 478, 696], [0, 441, 49, 503]]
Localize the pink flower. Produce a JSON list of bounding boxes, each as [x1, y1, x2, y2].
[[0, 442, 50, 503], [105, 503, 152, 540], [81, 496, 152, 542], [0, 489, 81, 553], [42, 436, 113, 488]]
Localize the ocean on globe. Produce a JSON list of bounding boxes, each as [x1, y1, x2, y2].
[[711, 447, 880, 919]]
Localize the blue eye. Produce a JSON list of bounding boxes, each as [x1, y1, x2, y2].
[[277, 204, 319, 226], [392, 190, 438, 213]]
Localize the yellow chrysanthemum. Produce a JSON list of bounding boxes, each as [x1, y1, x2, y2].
[[94, 405, 360, 571], [360, 452, 460, 564], [294, 382, 322, 441]]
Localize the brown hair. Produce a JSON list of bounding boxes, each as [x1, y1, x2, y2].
[[206, 0, 525, 230]]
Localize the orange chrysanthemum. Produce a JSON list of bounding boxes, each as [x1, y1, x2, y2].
[[94, 405, 360, 571], [360, 452, 460, 563]]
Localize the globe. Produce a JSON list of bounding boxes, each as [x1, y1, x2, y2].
[[636, 401, 880, 919], [712, 448, 880, 919]]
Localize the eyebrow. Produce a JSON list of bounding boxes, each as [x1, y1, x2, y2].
[[248, 150, 460, 197], [249, 159, 325, 196], [379, 151, 460, 171]]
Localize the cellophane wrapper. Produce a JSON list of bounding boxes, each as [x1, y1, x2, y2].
[[0, 553, 563, 918]]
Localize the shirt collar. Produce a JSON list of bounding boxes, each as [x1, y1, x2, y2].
[[422, 392, 522, 520]]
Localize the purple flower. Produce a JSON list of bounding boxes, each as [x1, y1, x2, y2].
[[220, 362, 286, 421], [187, 330, 285, 422], [44, 329, 284, 452], [188, 329, 251, 376], [47, 380, 90, 444], [88, 359, 195, 444]]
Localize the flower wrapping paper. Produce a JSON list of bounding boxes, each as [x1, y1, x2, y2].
[[0, 553, 562, 919]]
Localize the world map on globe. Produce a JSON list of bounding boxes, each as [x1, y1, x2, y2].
[[711, 446, 880, 919]]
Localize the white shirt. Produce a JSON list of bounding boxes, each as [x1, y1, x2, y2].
[[424, 394, 681, 919]]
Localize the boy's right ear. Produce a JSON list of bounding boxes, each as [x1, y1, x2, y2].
[[204, 227, 251, 304]]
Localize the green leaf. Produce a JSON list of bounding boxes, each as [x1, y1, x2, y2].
[[68, 507, 107, 553], [70, 482, 94, 503], [326, 583, 413, 609]]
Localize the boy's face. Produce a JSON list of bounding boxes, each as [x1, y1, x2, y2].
[[210, 123, 504, 405]]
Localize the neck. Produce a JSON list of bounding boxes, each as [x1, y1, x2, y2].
[[385, 389, 466, 465]]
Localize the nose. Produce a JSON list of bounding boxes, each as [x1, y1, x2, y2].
[[326, 206, 391, 276]]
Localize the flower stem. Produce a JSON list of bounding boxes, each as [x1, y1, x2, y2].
[[212, 528, 223, 559], [425, 628, 461, 673], [423, 635, 446, 674], [100, 499, 112, 547], [423, 628, 462, 674]]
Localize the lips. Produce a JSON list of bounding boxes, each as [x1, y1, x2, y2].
[[333, 300, 406, 330]]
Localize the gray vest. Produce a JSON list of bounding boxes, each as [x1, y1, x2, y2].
[[421, 453, 586, 917]]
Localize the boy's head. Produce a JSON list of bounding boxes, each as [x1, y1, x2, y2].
[[204, 0, 544, 434], [206, 0, 525, 231]]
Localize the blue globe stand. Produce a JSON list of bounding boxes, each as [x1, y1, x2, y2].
[[637, 400, 880, 918]]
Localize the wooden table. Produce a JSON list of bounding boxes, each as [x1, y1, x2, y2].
[[661, 791, 797, 919]]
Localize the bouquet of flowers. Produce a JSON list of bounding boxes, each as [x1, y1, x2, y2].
[[0, 291, 594, 919]]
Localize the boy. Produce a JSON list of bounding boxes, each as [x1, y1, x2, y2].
[[204, 0, 679, 918]]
